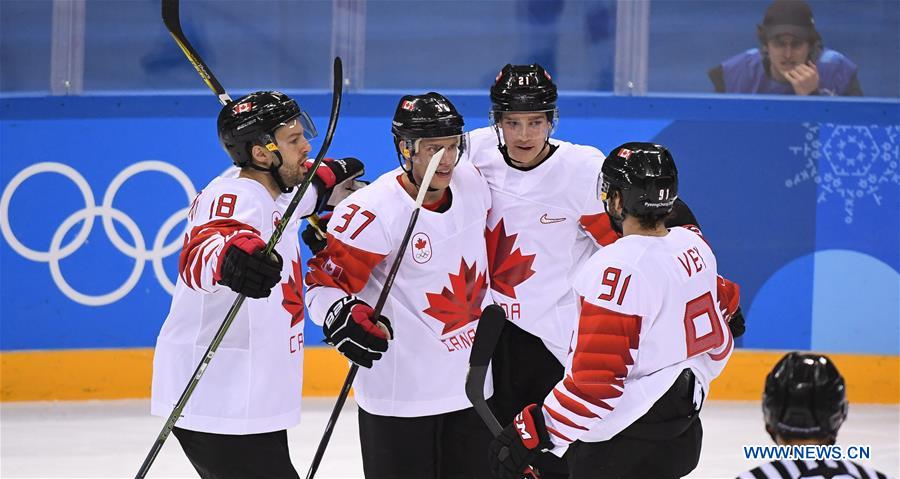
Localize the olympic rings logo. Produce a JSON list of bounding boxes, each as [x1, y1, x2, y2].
[[1, 161, 197, 306]]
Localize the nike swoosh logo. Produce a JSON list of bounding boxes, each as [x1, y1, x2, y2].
[[540, 214, 566, 224]]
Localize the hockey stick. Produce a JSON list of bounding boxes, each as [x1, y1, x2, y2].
[[160, 0, 327, 236], [465, 304, 507, 436], [305, 147, 445, 479], [136, 4, 343, 478], [161, 0, 230, 105], [466, 304, 541, 478]]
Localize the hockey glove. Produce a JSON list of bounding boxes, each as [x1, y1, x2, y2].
[[489, 404, 551, 479], [215, 233, 283, 298], [308, 157, 366, 212], [323, 297, 393, 368], [728, 307, 746, 338], [301, 212, 331, 255]]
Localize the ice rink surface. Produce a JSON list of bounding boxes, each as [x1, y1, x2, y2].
[[1, 398, 897, 479]]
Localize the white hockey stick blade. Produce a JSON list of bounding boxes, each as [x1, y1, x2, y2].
[[413, 148, 444, 208]]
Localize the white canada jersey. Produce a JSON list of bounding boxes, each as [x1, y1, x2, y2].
[[151, 175, 316, 435], [305, 162, 494, 417], [464, 127, 612, 362], [540, 226, 734, 455]]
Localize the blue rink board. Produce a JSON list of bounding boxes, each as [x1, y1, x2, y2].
[[1, 93, 897, 354]]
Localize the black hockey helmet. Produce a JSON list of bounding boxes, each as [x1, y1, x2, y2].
[[217, 91, 317, 167], [392, 92, 464, 141], [601, 142, 678, 218], [763, 352, 848, 444], [490, 64, 558, 114], [392, 92, 465, 166]]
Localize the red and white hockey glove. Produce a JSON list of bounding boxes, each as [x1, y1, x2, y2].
[[489, 404, 551, 479], [308, 157, 366, 213], [323, 297, 392, 368], [215, 233, 283, 298]]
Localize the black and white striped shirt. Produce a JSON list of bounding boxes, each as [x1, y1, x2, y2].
[[738, 460, 890, 479]]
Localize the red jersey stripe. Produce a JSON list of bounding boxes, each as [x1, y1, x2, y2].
[[579, 301, 642, 348], [579, 212, 619, 247], [563, 375, 616, 410], [569, 300, 642, 404], [552, 387, 600, 419], [543, 404, 589, 431], [178, 219, 259, 290], [305, 234, 386, 294], [546, 425, 574, 443], [717, 275, 740, 318]]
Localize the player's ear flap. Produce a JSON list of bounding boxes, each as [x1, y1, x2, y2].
[[400, 140, 412, 159]]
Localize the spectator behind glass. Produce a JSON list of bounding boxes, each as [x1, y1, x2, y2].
[[709, 0, 862, 96], [736, 352, 889, 479]]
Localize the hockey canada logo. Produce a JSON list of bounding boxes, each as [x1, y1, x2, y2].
[[411, 232, 432, 264], [485, 219, 536, 298], [424, 259, 487, 335]]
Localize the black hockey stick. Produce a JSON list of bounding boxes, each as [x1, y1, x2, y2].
[[305, 148, 445, 479], [465, 304, 507, 436], [160, 0, 328, 235], [161, 0, 230, 105], [136, 4, 343, 478], [466, 305, 541, 478]]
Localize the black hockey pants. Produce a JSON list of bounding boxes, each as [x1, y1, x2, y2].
[[565, 368, 704, 479], [172, 426, 299, 479], [358, 405, 494, 479], [490, 320, 570, 479]]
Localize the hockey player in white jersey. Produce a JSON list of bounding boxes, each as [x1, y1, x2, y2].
[[150, 91, 363, 478], [488, 143, 735, 479], [738, 352, 889, 479], [305, 93, 496, 478], [462, 63, 613, 478], [465, 64, 740, 478]]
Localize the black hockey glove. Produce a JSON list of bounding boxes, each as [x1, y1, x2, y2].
[[323, 297, 393, 368], [215, 233, 283, 299], [489, 404, 551, 479], [308, 157, 366, 213], [728, 307, 746, 338], [301, 212, 331, 255]]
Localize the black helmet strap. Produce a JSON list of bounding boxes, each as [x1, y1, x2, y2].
[[395, 137, 440, 193], [602, 185, 626, 235], [247, 133, 293, 194]]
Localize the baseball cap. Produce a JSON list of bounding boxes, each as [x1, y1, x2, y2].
[[761, 1, 818, 40]]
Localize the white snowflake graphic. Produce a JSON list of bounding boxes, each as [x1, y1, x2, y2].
[[786, 123, 899, 224]]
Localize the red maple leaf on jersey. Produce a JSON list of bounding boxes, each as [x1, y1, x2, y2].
[[424, 259, 488, 335], [485, 219, 536, 298], [281, 253, 304, 327], [415, 238, 427, 249]]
